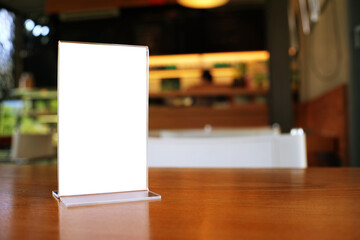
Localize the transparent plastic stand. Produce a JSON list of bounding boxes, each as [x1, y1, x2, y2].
[[52, 190, 161, 207], [54, 42, 160, 207]]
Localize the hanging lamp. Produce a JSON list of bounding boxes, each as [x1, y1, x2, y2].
[[177, 0, 229, 9]]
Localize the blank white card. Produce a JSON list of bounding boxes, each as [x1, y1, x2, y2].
[[58, 42, 148, 196]]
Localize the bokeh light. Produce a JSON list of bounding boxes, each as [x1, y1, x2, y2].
[[24, 19, 35, 31], [41, 26, 50, 36], [0, 8, 15, 90], [32, 25, 42, 37]]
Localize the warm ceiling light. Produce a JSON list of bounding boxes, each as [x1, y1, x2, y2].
[[177, 0, 229, 9]]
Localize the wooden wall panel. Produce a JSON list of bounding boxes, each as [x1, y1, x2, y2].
[[295, 85, 348, 165], [305, 135, 338, 166]]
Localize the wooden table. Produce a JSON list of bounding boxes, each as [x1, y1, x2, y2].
[[1, 164, 360, 240]]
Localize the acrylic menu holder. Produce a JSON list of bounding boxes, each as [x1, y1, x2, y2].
[[53, 41, 160, 207]]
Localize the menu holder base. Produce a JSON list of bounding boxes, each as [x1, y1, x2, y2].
[[52, 190, 161, 207]]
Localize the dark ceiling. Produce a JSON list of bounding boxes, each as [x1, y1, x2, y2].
[[0, 0, 265, 16], [0, 0, 44, 15]]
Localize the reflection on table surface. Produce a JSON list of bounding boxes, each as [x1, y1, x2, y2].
[[59, 201, 149, 240]]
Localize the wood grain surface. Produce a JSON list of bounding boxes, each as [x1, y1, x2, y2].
[[0, 164, 359, 240]]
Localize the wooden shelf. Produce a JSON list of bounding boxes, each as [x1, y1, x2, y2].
[[149, 104, 268, 129], [149, 87, 268, 98], [28, 111, 57, 117], [11, 89, 57, 99]]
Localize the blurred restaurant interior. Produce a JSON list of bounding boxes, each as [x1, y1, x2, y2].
[[0, 0, 359, 167]]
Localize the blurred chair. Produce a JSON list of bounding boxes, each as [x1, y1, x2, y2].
[[148, 127, 306, 168], [11, 131, 54, 162]]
